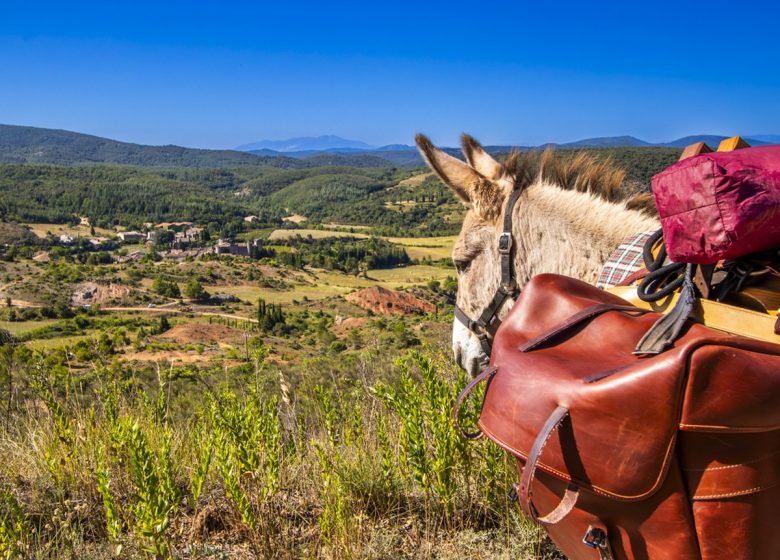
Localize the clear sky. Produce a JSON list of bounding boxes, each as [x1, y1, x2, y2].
[[2, 1, 779, 149]]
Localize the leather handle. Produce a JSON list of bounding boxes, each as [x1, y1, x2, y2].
[[517, 405, 579, 525], [520, 303, 648, 353], [452, 366, 497, 440]]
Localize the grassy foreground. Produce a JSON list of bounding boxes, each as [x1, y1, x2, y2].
[[0, 346, 562, 559]]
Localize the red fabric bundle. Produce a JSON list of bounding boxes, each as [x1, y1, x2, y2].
[[652, 145, 780, 264]]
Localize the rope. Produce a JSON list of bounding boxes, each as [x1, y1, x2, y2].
[[636, 228, 688, 303]]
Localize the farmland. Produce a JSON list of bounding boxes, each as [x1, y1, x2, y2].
[[268, 229, 457, 261]]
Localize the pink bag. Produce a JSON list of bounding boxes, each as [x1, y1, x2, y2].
[[652, 145, 780, 264]]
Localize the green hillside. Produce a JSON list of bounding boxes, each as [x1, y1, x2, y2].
[[0, 164, 253, 227], [0, 124, 305, 168], [0, 143, 680, 235]]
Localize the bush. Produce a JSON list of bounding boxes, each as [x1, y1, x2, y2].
[[183, 279, 208, 301]]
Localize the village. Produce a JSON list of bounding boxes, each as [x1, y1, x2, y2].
[[51, 218, 260, 260]]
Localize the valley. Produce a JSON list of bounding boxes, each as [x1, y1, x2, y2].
[[0, 134, 681, 559]]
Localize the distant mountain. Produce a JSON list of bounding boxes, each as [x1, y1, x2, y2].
[[236, 135, 375, 152], [555, 136, 652, 149], [747, 134, 780, 144], [3, 125, 778, 171], [660, 135, 731, 148], [376, 144, 416, 151], [661, 135, 770, 148], [0, 124, 307, 168]]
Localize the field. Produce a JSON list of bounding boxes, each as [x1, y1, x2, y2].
[[25, 222, 115, 238], [0, 318, 59, 334], [268, 228, 356, 240], [268, 229, 457, 261], [383, 236, 457, 260]]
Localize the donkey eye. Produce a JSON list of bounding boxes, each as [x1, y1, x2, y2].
[[453, 258, 471, 275]]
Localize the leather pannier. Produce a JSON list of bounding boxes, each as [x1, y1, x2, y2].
[[462, 274, 780, 559]]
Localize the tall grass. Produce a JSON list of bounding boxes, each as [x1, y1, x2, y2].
[[0, 347, 560, 559]]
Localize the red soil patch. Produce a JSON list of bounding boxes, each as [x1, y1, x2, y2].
[[345, 287, 435, 316], [332, 317, 370, 338]]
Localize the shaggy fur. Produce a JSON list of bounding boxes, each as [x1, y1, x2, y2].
[[415, 133, 660, 376]]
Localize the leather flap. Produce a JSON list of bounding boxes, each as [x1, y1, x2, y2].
[[479, 274, 690, 501]]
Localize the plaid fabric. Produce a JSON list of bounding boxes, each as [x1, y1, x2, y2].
[[596, 231, 655, 289]]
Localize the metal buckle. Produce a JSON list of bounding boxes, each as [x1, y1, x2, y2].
[[582, 526, 608, 549], [500, 279, 517, 294], [498, 232, 512, 254]]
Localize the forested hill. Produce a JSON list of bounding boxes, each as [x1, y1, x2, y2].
[[0, 124, 407, 168], [0, 124, 308, 168]]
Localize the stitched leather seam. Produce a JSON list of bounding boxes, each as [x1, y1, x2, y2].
[[679, 423, 780, 432], [692, 482, 780, 500], [682, 448, 780, 472], [522, 407, 567, 508]]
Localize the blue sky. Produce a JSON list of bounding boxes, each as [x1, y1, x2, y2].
[[2, 1, 779, 148]]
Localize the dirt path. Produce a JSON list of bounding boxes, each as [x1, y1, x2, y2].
[[102, 306, 258, 324]]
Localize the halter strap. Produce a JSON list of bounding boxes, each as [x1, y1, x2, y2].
[[454, 187, 524, 364]]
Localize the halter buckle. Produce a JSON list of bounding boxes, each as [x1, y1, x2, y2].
[[498, 232, 513, 254]]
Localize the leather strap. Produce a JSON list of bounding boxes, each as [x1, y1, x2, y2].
[[634, 263, 696, 355], [452, 188, 524, 363], [519, 303, 648, 352], [517, 405, 579, 525], [452, 366, 497, 440]]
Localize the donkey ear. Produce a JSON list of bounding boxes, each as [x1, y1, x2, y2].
[[461, 134, 503, 180], [416, 133, 483, 203], [415, 134, 504, 218]]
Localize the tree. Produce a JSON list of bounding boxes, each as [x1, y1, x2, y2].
[[257, 298, 285, 332], [152, 277, 181, 298], [184, 279, 208, 301], [158, 316, 171, 333]]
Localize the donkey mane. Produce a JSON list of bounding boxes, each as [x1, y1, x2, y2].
[[501, 147, 657, 216]]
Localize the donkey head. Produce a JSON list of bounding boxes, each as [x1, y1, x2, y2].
[[416, 134, 522, 377]]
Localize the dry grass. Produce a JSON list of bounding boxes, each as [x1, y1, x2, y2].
[[268, 229, 358, 241], [396, 173, 433, 188], [267, 229, 456, 261], [211, 265, 451, 306], [24, 222, 114, 239], [0, 319, 59, 335], [322, 223, 372, 231], [0, 349, 559, 559], [25, 334, 94, 349]]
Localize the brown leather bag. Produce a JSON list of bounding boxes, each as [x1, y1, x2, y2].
[[457, 274, 780, 560]]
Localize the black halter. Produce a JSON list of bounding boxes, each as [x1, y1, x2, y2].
[[454, 188, 523, 367]]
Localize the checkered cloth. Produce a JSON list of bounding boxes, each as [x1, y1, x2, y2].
[[596, 231, 655, 289]]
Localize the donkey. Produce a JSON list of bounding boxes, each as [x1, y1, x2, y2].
[[416, 134, 660, 376]]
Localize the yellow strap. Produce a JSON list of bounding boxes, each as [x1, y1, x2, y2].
[[606, 285, 780, 344]]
